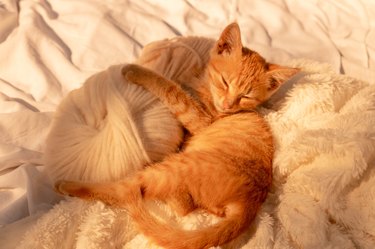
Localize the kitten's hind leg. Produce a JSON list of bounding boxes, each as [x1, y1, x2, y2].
[[55, 179, 137, 207], [56, 152, 201, 216], [122, 64, 212, 135], [55, 180, 86, 197]]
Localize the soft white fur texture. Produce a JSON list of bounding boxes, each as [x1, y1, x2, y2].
[[18, 38, 375, 248], [44, 64, 183, 182]]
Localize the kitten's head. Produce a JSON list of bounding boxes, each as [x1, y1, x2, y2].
[[207, 23, 299, 114]]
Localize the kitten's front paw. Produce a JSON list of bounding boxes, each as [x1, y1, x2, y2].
[[122, 64, 142, 83], [124, 71, 136, 83]]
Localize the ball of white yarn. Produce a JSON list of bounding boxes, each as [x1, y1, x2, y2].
[[44, 64, 183, 182]]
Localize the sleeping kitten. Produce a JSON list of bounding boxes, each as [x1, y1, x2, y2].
[[55, 23, 298, 249]]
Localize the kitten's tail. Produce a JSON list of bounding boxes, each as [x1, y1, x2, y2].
[[127, 195, 259, 249], [55, 171, 261, 248]]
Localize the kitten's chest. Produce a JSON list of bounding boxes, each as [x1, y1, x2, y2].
[[184, 113, 258, 153], [179, 79, 216, 117]]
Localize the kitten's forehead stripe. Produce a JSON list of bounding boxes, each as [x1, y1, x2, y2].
[[236, 47, 268, 92]]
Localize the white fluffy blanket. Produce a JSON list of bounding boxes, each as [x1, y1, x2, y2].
[[15, 51, 375, 248], [1, 1, 375, 248]]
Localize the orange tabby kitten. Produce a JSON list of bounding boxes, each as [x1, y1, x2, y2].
[[55, 23, 298, 249]]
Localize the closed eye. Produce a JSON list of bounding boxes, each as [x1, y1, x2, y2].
[[241, 86, 253, 99], [241, 95, 252, 99], [221, 75, 229, 88]]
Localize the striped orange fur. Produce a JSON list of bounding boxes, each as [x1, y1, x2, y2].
[[55, 23, 299, 249]]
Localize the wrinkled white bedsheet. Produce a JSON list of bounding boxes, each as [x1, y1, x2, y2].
[[0, 0, 374, 247]]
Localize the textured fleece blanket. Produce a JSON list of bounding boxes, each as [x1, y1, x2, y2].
[[13, 37, 375, 248]]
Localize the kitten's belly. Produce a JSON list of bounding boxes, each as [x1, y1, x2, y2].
[[184, 112, 273, 155]]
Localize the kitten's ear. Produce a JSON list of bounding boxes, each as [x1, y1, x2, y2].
[[214, 22, 242, 56], [266, 64, 300, 96]]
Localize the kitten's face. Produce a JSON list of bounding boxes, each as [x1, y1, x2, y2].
[[207, 23, 299, 114]]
